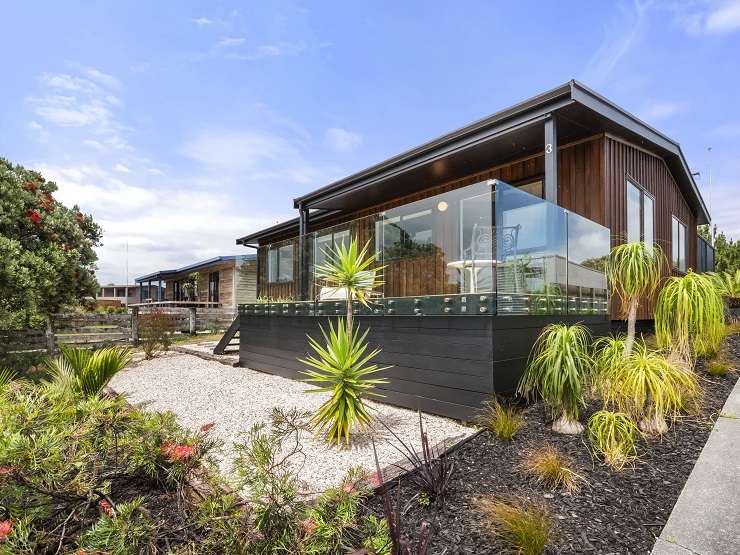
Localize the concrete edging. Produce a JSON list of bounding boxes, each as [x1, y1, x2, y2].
[[651, 377, 740, 555]]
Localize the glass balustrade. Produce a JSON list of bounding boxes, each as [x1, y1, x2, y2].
[[241, 179, 610, 317]]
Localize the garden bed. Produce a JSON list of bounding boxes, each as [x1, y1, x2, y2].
[[110, 353, 473, 493], [365, 333, 740, 554]]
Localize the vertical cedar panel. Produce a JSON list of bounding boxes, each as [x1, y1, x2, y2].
[[604, 137, 697, 319]]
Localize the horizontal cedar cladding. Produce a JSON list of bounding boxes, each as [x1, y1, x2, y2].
[[604, 136, 697, 320]]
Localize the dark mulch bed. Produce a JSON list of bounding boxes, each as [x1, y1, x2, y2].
[[366, 334, 740, 554]]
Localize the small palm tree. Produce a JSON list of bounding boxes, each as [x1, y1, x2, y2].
[[47, 346, 132, 397], [300, 319, 389, 445], [607, 242, 663, 356], [314, 237, 384, 334], [656, 270, 725, 362], [517, 323, 592, 434]]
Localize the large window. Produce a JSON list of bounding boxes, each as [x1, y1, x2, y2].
[[382, 208, 433, 260], [626, 179, 654, 247], [268, 243, 294, 283], [315, 228, 350, 267], [208, 271, 219, 303], [672, 216, 687, 272]]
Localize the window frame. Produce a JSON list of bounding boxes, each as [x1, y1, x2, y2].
[[267, 243, 295, 284], [671, 215, 688, 272], [208, 271, 220, 303], [625, 177, 655, 247]]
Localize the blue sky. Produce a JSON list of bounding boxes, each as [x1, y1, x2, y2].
[[1, 1, 739, 284]]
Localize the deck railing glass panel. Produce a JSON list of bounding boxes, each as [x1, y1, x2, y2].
[[246, 179, 610, 317]]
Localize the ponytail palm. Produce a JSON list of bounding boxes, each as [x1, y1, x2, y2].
[[656, 271, 725, 360], [607, 242, 663, 356], [314, 238, 384, 334], [300, 319, 390, 445], [518, 323, 592, 434]]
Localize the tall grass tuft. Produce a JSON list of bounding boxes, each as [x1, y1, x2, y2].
[[655, 271, 725, 360], [300, 319, 389, 445], [518, 323, 592, 434], [707, 360, 730, 376], [477, 398, 523, 441], [475, 495, 551, 555], [587, 410, 639, 470], [608, 242, 663, 355], [521, 444, 586, 492], [594, 343, 700, 435]]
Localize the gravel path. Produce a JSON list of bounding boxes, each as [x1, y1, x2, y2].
[[110, 353, 472, 493]]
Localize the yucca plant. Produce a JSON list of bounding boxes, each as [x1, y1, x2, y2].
[[518, 323, 592, 434], [46, 345, 132, 397], [587, 410, 639, 470], [595, 344, 700, 435], [710, 269, 740, 299], [300, 319, 390, 445], [607, 242, 663, 355], [314, 237, 384, 335], [655, 270, 725, 361]]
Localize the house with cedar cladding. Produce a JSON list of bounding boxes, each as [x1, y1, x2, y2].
[[233, 80, 714, 420]]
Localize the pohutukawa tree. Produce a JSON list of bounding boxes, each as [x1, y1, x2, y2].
[[0, 158, 101, 328], [607, 242, 663, 356]]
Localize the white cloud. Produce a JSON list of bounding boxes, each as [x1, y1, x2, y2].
[[192, 17, 214, 26], [114, 163, 131, 173], [581, 1, 649, 86], [639, 100, 688, 121], [224, 42, 306, 61], [674, 0, 740, 35], [325, 127, 363, 153], [216, 36, 246, 48]]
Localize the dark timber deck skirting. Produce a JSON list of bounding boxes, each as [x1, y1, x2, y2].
[[239, 314, 609, 421]]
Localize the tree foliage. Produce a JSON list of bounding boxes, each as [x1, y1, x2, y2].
[[699, 224, 740, 273], [0, 158, 101, 328]]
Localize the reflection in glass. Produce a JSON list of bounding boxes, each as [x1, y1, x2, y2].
[[567, 212, 610, 314], [627, 181, 641, 243]]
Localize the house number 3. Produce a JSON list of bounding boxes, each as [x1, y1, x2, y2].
[[545, 143, 553, 154]]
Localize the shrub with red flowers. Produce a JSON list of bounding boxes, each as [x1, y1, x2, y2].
[[0, 519, 11, 540], [0, 157, 101, 330], [161, 443, 197, 462]]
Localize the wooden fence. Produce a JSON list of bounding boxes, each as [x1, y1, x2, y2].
[[1, 308, 237, 358]]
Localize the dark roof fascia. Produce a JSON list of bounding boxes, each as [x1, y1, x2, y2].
[[292, 82, 574, 210], [236, 209, 343, 245], [135, 254, 254, 283]]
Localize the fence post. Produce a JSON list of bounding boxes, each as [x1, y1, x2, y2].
[[189, 307, 197, 335], [131, 306, 140, 345], [45, 316, 56, 355]]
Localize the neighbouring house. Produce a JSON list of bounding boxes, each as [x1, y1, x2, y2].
[[234, 80, 714, 420], [134, 255, 257, 310], [94, 284, 147, 308]]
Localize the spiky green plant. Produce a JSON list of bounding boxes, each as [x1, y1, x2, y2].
[[587, 410, 639, 470], [46, 346, 132, 397], [314, 237, 384, 335], [655, 270, 725, 360], [591, 335, 629, 382], [0, 368, 17, 391], [300, 319, 390, 445], [607, 242, 663, 355], [595, 344, 701, 435], [517, 323, 592, 434], [709, 269, 740, 299]]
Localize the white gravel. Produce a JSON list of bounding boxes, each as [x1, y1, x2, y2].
[[110, 353, 473, 493]]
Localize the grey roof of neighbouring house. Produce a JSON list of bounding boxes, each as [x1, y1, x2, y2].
[[237, 79, 710, 246], [135, 254, 256, 283]]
